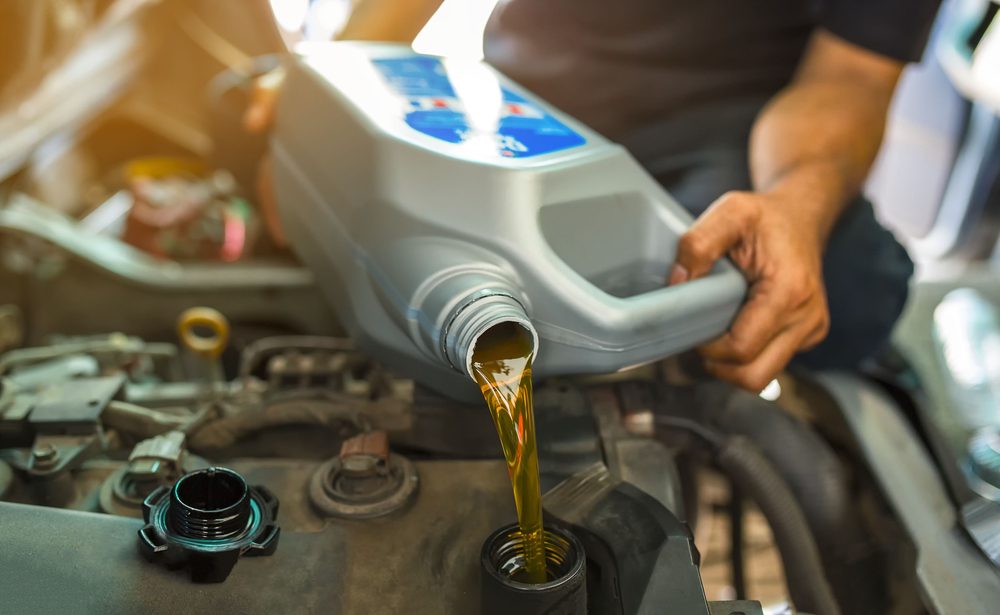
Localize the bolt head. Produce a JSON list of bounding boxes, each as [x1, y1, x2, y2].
[[32, 443, 57, 460]]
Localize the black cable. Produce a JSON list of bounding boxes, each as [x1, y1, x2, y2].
[[652, 414, 724, 448], [729, 485, 746, 599]]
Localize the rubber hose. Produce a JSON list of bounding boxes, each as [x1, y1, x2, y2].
[[716, 436, 841, 615], [688, 383, 886, 614], [186, 395, 388, 451]]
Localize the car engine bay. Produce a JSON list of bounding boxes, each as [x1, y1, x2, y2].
[[4, 2, 1000, 615]]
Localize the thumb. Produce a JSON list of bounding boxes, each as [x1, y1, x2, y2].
[[670, 193, 757, 284]]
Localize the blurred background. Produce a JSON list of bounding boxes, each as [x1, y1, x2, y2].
[[2, 0, 999, 272]]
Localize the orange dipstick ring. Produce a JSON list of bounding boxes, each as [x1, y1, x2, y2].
[[176, 307, 230, 359]]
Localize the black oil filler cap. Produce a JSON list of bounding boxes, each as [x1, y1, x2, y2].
[[138, 467, 280, 583]]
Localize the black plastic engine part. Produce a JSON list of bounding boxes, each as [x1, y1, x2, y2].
[[0, 374, 124, 448], [480, 522, 586, 615], [138, 466, 280, 583], [543, 460, 764, 615]]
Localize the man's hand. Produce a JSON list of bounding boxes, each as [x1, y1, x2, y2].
[[671, 30, 904, 392], [670, 190, 830, 391]]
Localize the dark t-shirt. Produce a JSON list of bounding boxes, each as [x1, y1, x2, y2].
[[484, 0, 940, 156], [485, 1, 936, 369]]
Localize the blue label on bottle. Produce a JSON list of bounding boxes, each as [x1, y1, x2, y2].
[[372, 56, 586, 158]]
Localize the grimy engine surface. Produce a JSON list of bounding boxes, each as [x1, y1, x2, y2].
[[2, 458, 514, 613], [0, 331, 691, 614]]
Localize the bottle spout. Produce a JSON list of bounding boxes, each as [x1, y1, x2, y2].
[[443, 291, 538, 380]]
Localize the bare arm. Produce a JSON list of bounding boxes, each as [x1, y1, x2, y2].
[[339, 0, 443, 43], [751, 30, 903, 242], [670, 30, 905, 391], [244, 0, 444, 132]]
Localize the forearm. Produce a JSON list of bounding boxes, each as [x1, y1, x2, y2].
[[339, 0, 443, 43], [749, 30, 902, 243]]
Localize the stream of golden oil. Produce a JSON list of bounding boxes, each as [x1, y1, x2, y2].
[[471, 322, 546, 583]]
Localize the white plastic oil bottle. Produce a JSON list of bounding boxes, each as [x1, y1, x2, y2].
[[271, 42, 745, 397]]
